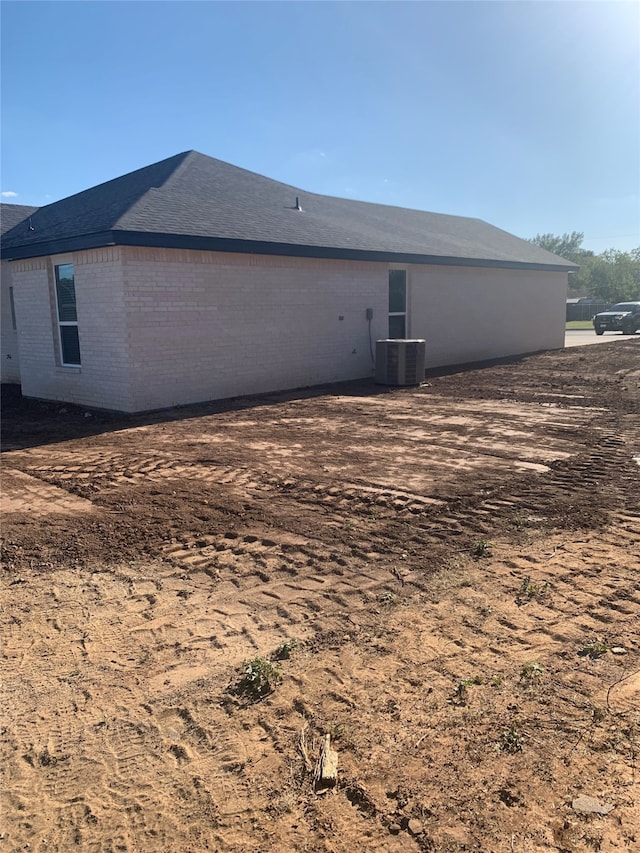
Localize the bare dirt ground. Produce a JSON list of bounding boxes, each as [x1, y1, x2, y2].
[[1, 340, 639, 853]]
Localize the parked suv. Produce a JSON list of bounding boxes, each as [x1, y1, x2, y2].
[[593, 302, 640, 335]]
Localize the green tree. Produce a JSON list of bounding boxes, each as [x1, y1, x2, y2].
[[529, 231, 589, 261], [567, 249, 640, 301], [529, 232, 640, 301]]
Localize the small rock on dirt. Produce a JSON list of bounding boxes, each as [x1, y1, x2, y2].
[[407, 819, 423, 836], [611, 647, 627, 655], [572, 795, 614, 816], [498, 787, 523, 807], [388, 823, 401, 835]]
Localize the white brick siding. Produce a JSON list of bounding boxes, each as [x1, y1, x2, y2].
[[6, 244, 568, 412], [121, 247, 387, 411], [12, 248, 134, 410], [1, 260, 21, 382], [409, 265, 567, 367]]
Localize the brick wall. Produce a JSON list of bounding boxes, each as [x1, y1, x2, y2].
[[410, 265, 567, 367], [1, 260, 21, 382], [12, 248, 134, 410], [121, 247, 387, 411], [7, 243, 569, 413]]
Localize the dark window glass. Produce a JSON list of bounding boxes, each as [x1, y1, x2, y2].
[[388, 270, 406, 313], [60, 325, 81, 365], [55, 264, 77, 322], [54, 264, 81, 365], [9, 286, 17, 330], [389, 315, 406, 338]]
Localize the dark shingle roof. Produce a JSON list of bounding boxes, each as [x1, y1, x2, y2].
[[1, 203, 39, 236], [0, 151, 576, 270]]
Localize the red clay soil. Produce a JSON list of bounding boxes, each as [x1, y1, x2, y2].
[[1, 339, 639, 852]]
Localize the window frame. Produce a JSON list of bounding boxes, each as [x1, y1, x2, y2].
[[388, 268, 408, 339], [54, 262, 81, 367]]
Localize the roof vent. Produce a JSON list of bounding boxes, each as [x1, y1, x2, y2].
[[295, 196, 302, 211]]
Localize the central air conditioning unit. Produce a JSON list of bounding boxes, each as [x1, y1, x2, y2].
[[375, 339, 426, 386]]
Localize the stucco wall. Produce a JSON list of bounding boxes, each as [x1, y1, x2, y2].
[[121, 247, 387, 411], [409, 265, 567, 367], [12, 248, 134, 410], [1, 260, 21, 382]]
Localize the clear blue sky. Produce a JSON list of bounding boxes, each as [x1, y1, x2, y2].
[[1, 0, 638, 252]]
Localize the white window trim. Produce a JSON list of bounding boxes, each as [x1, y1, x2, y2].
[[388, 267, 409, 339], [54, 260, 81, 368]]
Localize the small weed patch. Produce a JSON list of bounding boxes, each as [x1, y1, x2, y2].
[[273, 639, 298, 660], [516, 576, 550, 605], [472, 539, 493, 559], [519, 661, 544, 685], [234, 657, 281, 701], [452, 675, 484, 704], [500, 722, 524, 753], [578, 641, 609, 659]]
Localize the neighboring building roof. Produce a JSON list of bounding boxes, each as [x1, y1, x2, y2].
[[0, 151, 577, 271], [1, 203, 39, 236]]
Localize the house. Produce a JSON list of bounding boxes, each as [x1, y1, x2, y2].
[[1, 203, 38, 383], [1, 151, 577, 413]]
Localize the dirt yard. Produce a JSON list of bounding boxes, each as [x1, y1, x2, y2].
[[1, 340, 639, 853]]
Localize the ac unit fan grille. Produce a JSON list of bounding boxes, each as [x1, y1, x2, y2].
[[375, 339, 426, 386]]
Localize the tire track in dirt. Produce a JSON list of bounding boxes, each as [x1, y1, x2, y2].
[[2, 343, 639, 852], [276, 505, 638, 853], [1, 565, 255, 851], [6, 410, 636, 671], [157, 525, 401, 660], [0, 469, 95, 517]]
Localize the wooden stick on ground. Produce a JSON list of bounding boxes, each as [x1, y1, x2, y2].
[[314, 734, 338, 793], [299, 722, 312, 773]]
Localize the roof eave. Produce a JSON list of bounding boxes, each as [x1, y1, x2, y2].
[[1, 229, 579, 272], [1, 231, 117, 260]]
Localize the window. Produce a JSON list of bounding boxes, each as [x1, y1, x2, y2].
[[388, 269, 407, 338], [55, 263, 81, 366], [9, 286, 17, 330]]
